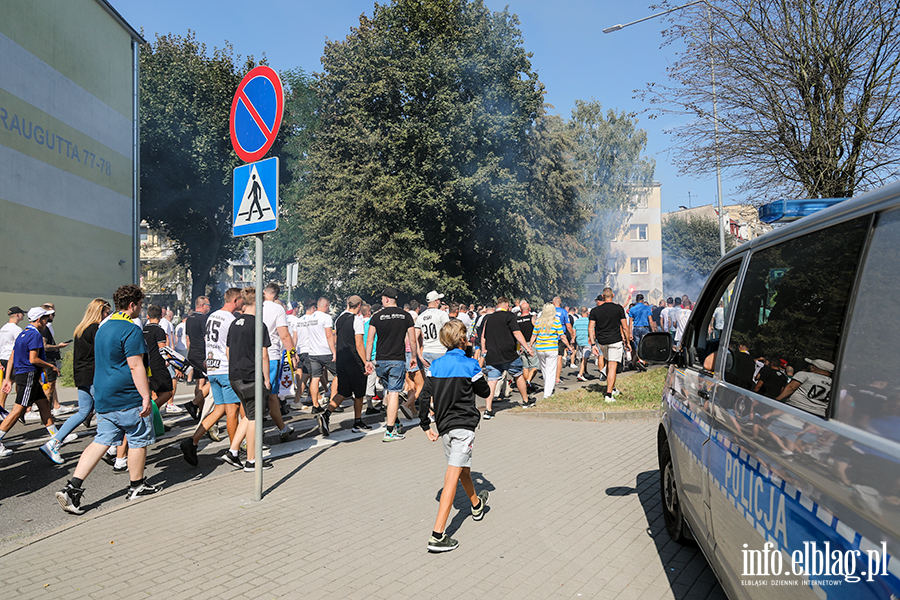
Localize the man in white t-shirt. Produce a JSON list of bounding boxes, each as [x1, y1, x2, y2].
[[179, 288, 247, 466], [776, 358, 834, 418], [289, 299, 316, 409], [416, 291, 450, 376], [261, 283, 295, 442], [306, 297, 338, 413], [0, 306, 24, 413], [674, 300, 692, 346]]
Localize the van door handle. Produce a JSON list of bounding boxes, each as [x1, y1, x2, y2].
[[698, 390, 710, 400]]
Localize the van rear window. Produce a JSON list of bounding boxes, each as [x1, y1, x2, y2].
[[725, 215, 869, 417]]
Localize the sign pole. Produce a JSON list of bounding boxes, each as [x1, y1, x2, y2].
[[254, 233, 264, 501]]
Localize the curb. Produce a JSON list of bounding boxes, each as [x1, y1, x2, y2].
[[509, 409, 661, 422]]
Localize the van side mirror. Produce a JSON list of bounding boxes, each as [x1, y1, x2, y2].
[[638, 332, 673, 363]]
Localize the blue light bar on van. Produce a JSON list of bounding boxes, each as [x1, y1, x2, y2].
[[758, 198, 849, 223]]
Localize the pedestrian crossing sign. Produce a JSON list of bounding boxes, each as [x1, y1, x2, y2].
[[233, 156, 279, 237]]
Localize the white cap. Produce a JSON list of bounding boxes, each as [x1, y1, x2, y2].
[[27, 307, 53, 321], [426, 291, 444, 303], [805, 358, 834, 372]]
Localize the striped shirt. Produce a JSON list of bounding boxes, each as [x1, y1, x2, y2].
[[533, 317, 564, 352]]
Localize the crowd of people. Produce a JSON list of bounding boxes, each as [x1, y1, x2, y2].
[[0, 282, 666, 547]]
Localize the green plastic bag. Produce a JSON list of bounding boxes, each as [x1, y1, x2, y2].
[[150, 401, 165, 437]]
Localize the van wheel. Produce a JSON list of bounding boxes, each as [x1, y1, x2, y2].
[[660, 443, 689, 543]]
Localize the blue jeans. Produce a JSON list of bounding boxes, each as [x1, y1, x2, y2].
[[632, 326, 651, 353], [375, 360, 406, 392], [53, 385, 94, 443]]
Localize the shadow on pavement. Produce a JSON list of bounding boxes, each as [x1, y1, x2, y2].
[[434, 471, 494, 536], [610, 470, 726, 600]]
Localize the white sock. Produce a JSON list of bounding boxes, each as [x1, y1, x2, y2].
[[0, 429, 6, 441], [47, 424, 58, 436], [106, 447, 116, 456], [114, 457, 127, 468]]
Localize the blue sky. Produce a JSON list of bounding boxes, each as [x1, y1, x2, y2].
[[113, 0, 735, 214]]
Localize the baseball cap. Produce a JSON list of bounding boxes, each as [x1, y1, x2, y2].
[[594, 294, 603, 301], [805, 358, 835, 372], [27, 307, 53, 321], [381, 287, 399, 299], [7, 306, 24, 316], [426, 291, 444, 303], [347, 295, 363, 307]]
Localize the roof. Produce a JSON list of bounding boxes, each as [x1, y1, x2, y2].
[[95, 0, 146, 44]]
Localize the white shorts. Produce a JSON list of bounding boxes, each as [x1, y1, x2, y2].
[[442, 428, 476, 468], [600, 341, 624, 363]]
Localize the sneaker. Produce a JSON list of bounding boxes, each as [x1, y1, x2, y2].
[[483, 410, 494, 420], [113, 462, 128, 473], [243, 460, 273, 472], [576, 374, 587, 382], [472, 490, 489, 521], [165, 403, 185, 414], [56, 483, 86, 515], [289, 401, 305, 411], [180, 438, 199, 466], [611, 387, 621, 397], [125, 479, 161, 500], [522, 398, 537, 409], [60, 433, 78, 445], [101, 451, 116, 466], [399, 404, 413, 419], [311, 405, 325, 415], [40, 440, 64, 464], [332, 404, 344, 413], [206, 426, 221, 443], [219, 449, 244, 469], [279, 426, 295, 442], [0, 442, 11, 457], [395, 420, 404, 435], [382, 429, 405, 442], [604, 393, 616, 403], [57, 405, 77, 415], [351, 420, 372, 433], [427, 532, 459, 553], [182, 402, 200, 421], [365, 405, 383, 416], [24, 411, 41, 422], [316, 410, 331, 436]]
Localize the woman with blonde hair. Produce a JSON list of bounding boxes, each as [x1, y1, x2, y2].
[[40, 298, 110, 464], [529, 303, 571, 402]]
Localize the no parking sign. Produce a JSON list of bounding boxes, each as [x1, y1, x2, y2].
[[229, 66, 284, 163]]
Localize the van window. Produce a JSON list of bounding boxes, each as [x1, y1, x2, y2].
[[834, 209, 900, 438], [724, 216, 869, 417], [682, 267, 738, 373]]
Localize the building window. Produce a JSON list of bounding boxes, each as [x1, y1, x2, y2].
[[631, 258, 649, 274], [607, 257, 617, 274], [629, 224, 648, 240], [140, 225, 148, 242], [633, 194, 649, 209]]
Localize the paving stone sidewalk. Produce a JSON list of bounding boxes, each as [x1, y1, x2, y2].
[[1, 415, 724, 600]]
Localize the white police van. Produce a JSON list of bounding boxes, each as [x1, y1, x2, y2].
[[639, 182, 900, 599]]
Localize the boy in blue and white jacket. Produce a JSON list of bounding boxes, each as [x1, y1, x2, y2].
[[418, 319, 491, 552]]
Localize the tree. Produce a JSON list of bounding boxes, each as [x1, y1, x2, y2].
[[662, 214, 735, 297], [569, 100, 655, 278], [296, 0, 586, 303], [644, 0, 900, 202]]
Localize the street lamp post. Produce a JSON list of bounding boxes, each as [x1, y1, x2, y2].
[[604, 0, 727, 257]]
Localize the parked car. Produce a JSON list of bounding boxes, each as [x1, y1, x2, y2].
[[639, 182, 900, 599]]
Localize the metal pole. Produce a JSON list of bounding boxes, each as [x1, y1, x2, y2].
[[132, 40, 141, 284], [602, 0, 703, 33], [708, 4, 726, 257], [254, 234, 264, 500]]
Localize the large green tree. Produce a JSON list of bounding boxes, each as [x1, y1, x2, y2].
[[569, 100, 655, 278], [662, 214, 735, 296], [297, 0, 586, 303]]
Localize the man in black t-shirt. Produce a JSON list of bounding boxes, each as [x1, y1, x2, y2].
[[365, 287, 417, 441], [181, 296, 211, 420], [143, 305, 173, 408], [315, 295, 371, 437], [588, 288, 628, 402], [481, 297, 535, 417], [516, 301, 538, 391], [224, 287, 272, 471]]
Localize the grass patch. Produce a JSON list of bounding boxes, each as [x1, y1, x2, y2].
[[59, 349, 75, 388], [522, 366, 668, 412]]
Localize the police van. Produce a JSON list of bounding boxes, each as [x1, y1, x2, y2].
[[639, 182, 900, 599]]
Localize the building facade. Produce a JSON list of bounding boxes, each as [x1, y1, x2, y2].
[[584, 183, 664, 307], [0, 0, 143, 335]]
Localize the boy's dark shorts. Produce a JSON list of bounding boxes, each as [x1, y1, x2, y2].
[[230, 379, 270, 421], [336, 360, 366, 399], [15, 371, 47, 407], [149, 371, 174, 394]]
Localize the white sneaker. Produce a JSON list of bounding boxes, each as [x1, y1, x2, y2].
[[0, 443, 12, 457], [289, 401, 305, 411], [40, 440, 64, 464], [165, 404, 185, 414], [24, 411, 41, 422], [58, 405, 77, 414], [61, 433, 78, 445]]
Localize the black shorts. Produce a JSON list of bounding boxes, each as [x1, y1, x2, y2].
[[336, 360, 366, 399], [298, 352, 311, 375], [44, 364, 59, 383], [14, 371, 47, 407], [230, 379, 270, 421], [558, 340, 568, 356], [149, 371, 174, 394]]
